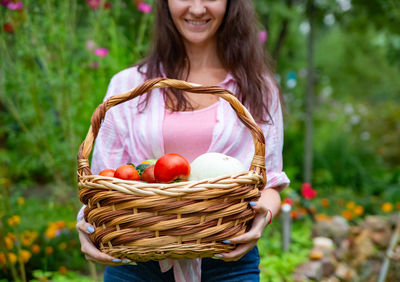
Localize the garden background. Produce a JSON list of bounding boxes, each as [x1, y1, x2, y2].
[[1, 0, 399, 281]]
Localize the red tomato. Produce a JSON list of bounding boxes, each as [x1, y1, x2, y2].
[[99, 169, 115, 177], [140, 165, 156, 183], [154, 154, 190, 183], [114, 164, 139, 180]]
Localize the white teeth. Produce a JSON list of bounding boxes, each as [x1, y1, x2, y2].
[[187, 20, 207, 25]]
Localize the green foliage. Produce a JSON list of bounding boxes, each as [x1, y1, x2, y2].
[[0, 192, 86, 281], [267, 0, 400, 197], [259, 218, 313, 282], [1, 0, 398, 198], [0, 0, 153, 192], [31, 269, 94, 282]]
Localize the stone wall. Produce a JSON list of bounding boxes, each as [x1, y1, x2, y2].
[[293, 214, 400, 281]]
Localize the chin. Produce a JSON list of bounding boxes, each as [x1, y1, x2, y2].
[[184, 36, 213, 47]]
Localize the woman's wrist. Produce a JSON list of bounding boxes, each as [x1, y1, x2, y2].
[[266, 208, 273, 225], [258, 187, 281, 220]]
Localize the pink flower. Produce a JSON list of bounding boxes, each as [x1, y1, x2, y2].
[[7, 1, 23, 10], [137, 2, 151, 13], [87, 0, 101, 9], [94, 48, 109, 58], [86, 40, 96, 51], [301, 183, 317, 200], [1, 0, 11, 6], [259, 30, 267, 44]]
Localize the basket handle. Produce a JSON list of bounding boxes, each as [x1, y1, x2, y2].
[[77, 78, 266, 184]]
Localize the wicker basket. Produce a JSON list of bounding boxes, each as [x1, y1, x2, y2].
[[77, 78, 266, 262]]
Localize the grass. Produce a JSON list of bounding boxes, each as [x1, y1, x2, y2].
[[259, 217, 313, 282]]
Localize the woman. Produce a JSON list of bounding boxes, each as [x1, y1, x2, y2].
[[76, 0, 290, 281]]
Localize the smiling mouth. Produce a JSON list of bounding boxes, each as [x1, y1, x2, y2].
[[185, 19, 210, 26]]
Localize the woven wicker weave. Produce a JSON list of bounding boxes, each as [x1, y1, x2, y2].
[[77, 78, 266, 262]]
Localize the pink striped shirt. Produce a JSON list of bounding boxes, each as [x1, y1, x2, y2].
[[163, 101, 219, 163], [89, 66, 290, 282]]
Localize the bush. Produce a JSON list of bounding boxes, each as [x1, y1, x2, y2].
[[0, 0, 153, 191]]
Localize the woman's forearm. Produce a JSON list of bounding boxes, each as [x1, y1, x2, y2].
[[257, 187, 282, 222]]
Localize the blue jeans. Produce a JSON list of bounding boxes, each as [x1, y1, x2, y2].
[[104, 246, 260, 282]]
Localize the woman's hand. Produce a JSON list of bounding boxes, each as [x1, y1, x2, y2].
[[76, 219, 136, 265], [217, 201, 272, 262]]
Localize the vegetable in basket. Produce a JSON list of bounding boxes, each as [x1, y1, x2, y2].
[[140, 165, 156, 183], [99, 169, 115, 177], [188, 152, 247, 181], [141, 159, 157, 165], [154, 153, 190, 183], [114, 164, 140, 180], [135, 163, 150, 176]]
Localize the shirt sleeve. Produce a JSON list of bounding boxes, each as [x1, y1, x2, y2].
[[261, 81, 290, 191], [90, 76, 131, 174]]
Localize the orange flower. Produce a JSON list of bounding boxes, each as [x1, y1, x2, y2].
[[321, 198, 330, 207], [354, 205, 364, 216], [31, 244, 40, 254], [19, 250, 31, 263], [315, 213, 330, 221], [45, 221, 65, 239], [7, 215, 20, 226], [5, 236, 14, 250], [0, 253, 6, 264], [342, 210, 353, 220], [396, 202, 400, 210], [55, 221, 65, 229], [381, 203, 393, 213], [7, 233, 16, 241], [59, 266, 68, 275], [291, 210, 299, 219], [45, 227, 57, 239], [21, 230, 38, 246], [8, 253, 17, 264], [346, 202, 355, 210], [45, 246, 53, 255], [309, 206, 317, 214]]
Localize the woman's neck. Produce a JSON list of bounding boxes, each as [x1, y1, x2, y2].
[[184, 39, 223, 71]]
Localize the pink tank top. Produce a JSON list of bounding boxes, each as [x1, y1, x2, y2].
[[163, 102, 219, 163]]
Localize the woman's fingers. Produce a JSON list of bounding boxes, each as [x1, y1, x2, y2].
[[78, 231, 113, 262], [226, 213, 267, 244], [218, 241, 257, 261], [76, 219, 95, 235], [76, 220, 137, 265], [249, 201, 268, 215]]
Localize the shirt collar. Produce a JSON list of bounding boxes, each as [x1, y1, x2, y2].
[[219, 72, 235, 87]]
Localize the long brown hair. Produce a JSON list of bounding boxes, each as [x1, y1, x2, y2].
[[137, 0, 276, 123]]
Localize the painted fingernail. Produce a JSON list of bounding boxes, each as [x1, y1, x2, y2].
[[87, 226, 95, 233], [112, 259, 121, 262], [212, 254, 223, 259], [222, 240, 231, 244], [122, 259, 132, 263], [249, 201, 257, 207]]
